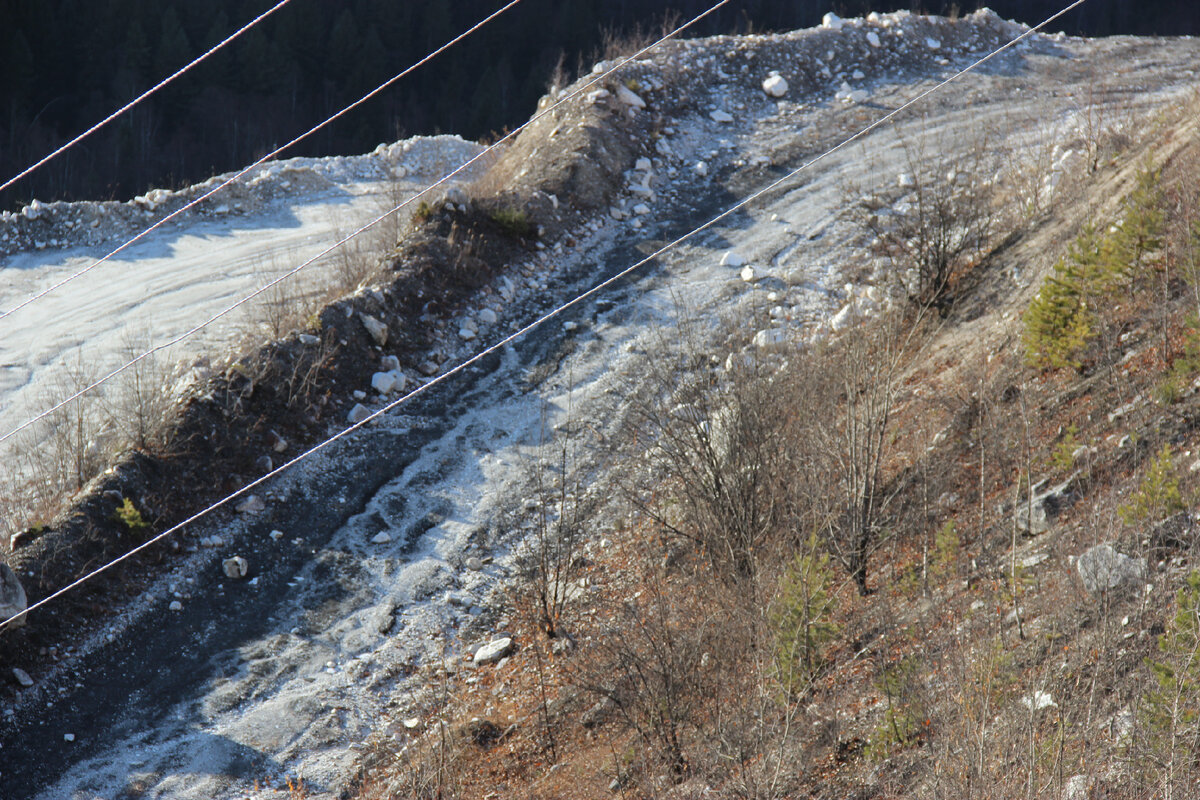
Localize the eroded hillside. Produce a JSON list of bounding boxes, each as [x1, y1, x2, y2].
[[3, 11, 1200, 800]]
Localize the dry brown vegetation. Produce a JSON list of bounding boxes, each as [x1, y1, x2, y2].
[[351, 100, 1200, 800]]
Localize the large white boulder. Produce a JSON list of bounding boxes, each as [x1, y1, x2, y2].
[[1076, 545, 1146, 595], [474, 637, 516, 665], [762, 73, 789, 98], [753, 328, 787, 349]]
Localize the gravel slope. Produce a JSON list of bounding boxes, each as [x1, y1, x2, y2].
[[3, 13, 1199, 799]]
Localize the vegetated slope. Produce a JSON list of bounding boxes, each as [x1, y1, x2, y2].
[[2, 9, 1200, 800], [346, 29, 1200, 800]]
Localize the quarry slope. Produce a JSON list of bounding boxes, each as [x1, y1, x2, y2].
[[2, 11, 1199, 800]]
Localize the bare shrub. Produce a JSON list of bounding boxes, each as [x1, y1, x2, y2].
[[1001, 114, 1068, 219], [849, 130, 1002, 310], [574, 577, 712, 781], [814, 315, 910, 595], [325, 211, 381, 293], [628, 321, 806, 587], [511, 407, 596, 640], [105, 329, 172, 451], [39, 349, 104, 494]]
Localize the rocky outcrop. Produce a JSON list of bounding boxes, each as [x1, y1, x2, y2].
[[1015, 474, 1079, 535], [1076, 544, 1146, 595]]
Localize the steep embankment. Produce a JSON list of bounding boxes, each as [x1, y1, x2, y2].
[[3, 10, 1200, 800]]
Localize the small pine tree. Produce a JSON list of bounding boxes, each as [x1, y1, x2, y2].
[[1120, 444, 1185, 525], [932, 519, 960, 580], [113, 497, 149, 533], [1023, 260, 1094, 369], [1024, 168, 1165, 370], [866, 655, 925, 759], [1159, 315, 1200, 404], [1111, 166, 1165, 275], [1142, 571, 1200, 793], [772, 534, 839, 695]]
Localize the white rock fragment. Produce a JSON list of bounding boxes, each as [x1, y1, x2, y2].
[[693, 161, 709, 177], [585, 88, 610, 105], [169, 601, 183, 612], [236, 495, 266, 514], [762, 73, 789, 98], [821, 12, 844, 30], [478, 307, 498, 325], [360, 314, 388, 346], [615, 84, 645, 109], [830, 303, 859, 331], [371, 531, 392, 545], [347, 403, 372, 424], [298, 333, 320, 346], [632, 203, 650, 216], [709, 109, 734, 123], [222, 556, 250, 580], [634, 157, 652, 172], [740, 265, 756, 282], [64, 733, 75, 742], [371, 371, 399, 395], [897, 172, 915, 188], [753, 329, 787, 349], [12, 667, 33, 687], [474, 637, 516, 665], [867, 31, 881, 47], [720, 251, 746, 268], [458, 327, 476, 341], [1021, 691, 1057, 711], [926, 37, 941, 49], [269, 530, 284, 542]]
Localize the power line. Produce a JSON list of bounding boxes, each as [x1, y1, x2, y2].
[[0, 0, 729, 449], [0, 0, 295, 196], [0, 0, 525, 325], [0, 0, 1087, 632]]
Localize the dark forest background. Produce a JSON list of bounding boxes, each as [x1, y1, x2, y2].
[[1, 0, 1193, 209]]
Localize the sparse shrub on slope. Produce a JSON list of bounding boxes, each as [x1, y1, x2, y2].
[[489, 206, 534, 239]]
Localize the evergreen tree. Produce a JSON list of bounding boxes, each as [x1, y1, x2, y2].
[[1142, 571, 1200, 796]]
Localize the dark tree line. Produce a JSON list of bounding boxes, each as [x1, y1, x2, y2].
[[1, 0, 1193, 209]]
